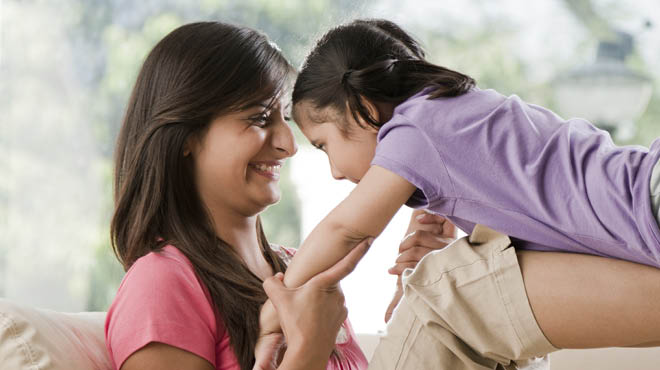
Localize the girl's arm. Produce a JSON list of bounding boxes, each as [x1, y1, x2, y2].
[[254, 240, 373, 370], [283, 165, 416, 288]]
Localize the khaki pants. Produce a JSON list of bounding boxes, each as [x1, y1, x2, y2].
[[369, 225, 557, 370]]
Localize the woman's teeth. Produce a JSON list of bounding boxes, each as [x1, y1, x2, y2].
[[252, 164, 281, 173]]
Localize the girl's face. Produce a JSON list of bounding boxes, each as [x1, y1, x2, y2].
[[294, 101, 377, 184], [190, 99, 298, 218]]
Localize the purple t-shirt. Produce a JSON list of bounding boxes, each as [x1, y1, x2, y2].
[[372, 87, 660, 268]]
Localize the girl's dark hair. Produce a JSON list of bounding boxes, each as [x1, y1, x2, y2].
[[292, 18, 476, 130], [111, 22, 294, 370]]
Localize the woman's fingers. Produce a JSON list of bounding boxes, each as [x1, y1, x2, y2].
[[252, 333, 285, 370], [384, 276, 404, 323], [257, 299, 282, 337], [442, 219, 457, 238], [395, 246, 435, 263], [413, 211, 457, 238], [308, 237, 374, 289], [415, 211, 446, 225], [399, 230, 453, 253], [263, 275, 287, 301], [387, 262, 418, 275]]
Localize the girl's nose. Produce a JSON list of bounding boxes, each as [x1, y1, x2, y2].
[[329, 160, 345, 180]]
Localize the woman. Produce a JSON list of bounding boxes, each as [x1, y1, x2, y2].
[[105, 21, 376, 370]]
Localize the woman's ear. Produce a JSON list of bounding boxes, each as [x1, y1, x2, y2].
[[183, 135, 197, 157]]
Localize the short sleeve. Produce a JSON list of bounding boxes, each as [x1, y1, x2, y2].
[[328, 319, 369, 370], [105, 247, 218, 369], [372, 114, 450, 208]]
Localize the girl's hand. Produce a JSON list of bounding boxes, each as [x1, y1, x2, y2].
[[254, 238, 373, 370], [384, 210, 456, 323]]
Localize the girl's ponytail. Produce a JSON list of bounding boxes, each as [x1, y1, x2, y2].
[[293, 19, 475, 130]]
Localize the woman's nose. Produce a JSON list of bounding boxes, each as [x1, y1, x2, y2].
[[272, 117, 298, 157]]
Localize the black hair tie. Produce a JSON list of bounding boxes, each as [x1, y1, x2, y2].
[[341, 69, 354, 84]]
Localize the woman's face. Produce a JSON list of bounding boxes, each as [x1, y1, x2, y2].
[[190, 98, 298, 218]]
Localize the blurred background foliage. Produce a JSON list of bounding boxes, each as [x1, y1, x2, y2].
[[1, 0, 659, 312]]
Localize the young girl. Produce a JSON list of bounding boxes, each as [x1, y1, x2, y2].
[[259, 18, 660, 348], [105, 22, 370, 370]]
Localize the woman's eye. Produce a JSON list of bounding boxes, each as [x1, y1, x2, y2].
[[249, 113, 270, 127]]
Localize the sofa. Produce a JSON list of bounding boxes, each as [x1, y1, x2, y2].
[[2, 299, 660, 370], [0, 299, 111, 370]]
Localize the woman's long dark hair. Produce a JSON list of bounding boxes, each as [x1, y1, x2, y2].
[[111, 22, 293, 370], [292, 18, 476, 129]]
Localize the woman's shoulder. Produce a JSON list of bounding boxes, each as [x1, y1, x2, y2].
[[119, 245, 197, 289], [107, 244, 218, 336], [106, 245, 220, 369], [111, 245, 215, 319]]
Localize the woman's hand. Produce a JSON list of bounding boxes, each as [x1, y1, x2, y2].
[[253, 307, 285, 370], [254, 237, 373, 370], [384, 210, 456, 323]]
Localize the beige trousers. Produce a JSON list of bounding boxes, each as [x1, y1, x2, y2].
[[369, 225, 557, 370]]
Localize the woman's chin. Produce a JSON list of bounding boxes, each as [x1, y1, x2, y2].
[[255, 191, 282, 210]]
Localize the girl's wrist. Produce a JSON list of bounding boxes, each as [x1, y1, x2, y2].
[[278, 343, 329, 370]]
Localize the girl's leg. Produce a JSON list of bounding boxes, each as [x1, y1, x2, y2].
[[369, 225, 557, 370], [518, 250, 660, 349]]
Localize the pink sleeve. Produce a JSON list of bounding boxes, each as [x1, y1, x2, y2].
[[328, 319, 369, 370], [104, 247, 218, 370]]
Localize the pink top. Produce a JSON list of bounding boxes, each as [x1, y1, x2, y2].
[[105, 245, 367, 370]]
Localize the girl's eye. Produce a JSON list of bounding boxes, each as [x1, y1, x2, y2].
[[314, 143, 326, 152]]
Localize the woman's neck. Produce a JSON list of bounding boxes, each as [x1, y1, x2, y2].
[[210, 209, 274, 280]]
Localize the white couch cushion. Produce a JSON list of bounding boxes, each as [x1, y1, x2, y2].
[[0, 299, 111, 370]]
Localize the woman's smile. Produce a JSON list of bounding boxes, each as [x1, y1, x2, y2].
[[248, 160, 283, 181]]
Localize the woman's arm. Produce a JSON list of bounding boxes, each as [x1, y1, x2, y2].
[[121, 343, 214, 370], [283, 165, 415, 289]]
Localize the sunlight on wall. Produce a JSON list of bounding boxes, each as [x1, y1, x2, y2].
[[290, 145, 415, 334], [2, 1, 103, 311]]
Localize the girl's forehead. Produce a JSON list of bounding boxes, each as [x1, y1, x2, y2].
[[293, 101, 341, 125]]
